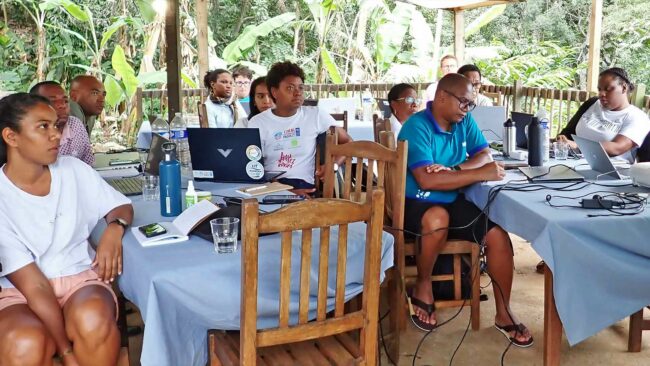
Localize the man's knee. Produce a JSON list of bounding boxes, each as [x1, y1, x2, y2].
[[0, 318, 55, 366], [421, 206, 449, 231]]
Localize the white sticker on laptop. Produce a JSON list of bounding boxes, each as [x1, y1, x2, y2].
[[246, 161, 265, 180], [193, 170, 214, 179], [246, 145, 262, 161]]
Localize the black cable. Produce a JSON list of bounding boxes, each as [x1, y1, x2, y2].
[[378, 310, 397, 366]]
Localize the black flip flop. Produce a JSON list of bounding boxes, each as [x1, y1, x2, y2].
[[408, 293, 437, 332], [494, 323, 534, 348]]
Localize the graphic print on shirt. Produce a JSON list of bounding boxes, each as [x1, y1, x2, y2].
[[584, 115, 623, 135], [278, 151, 296, 169]]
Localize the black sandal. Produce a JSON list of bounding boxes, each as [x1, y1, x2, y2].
[[408, 293, 437, 332], [494, 323, 534, 348]]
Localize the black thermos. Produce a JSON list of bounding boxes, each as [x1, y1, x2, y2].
[[527, 117, 544, 167]]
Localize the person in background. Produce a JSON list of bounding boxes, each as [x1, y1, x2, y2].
[[203, 69, 238, 128], [248, 61, 352, 193], [387, 83, 420, 141], [398, 74, 533, 347], [29, 81, 94, 166], [232, 66, 253, 104], [425, 54, 458, 101], [457, 64, 493, 107], [0, 93, 133, 366], [69, 75, 106, 136], [235, 77, 274, 128], [556, 67, 650, 164]]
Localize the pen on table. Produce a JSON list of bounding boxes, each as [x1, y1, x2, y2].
[[245, 185, 267, 192]]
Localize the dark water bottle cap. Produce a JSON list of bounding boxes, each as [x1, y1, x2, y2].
[[504, 118, 514, 127]]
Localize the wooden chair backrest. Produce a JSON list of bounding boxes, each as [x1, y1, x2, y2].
[[373, 117, 391, 143], [322, 133, 406, 209], [483, 91, 504, 106], [197, 101, 209, 128], [240, 191, 385, 365], [330, 111, 348, 131]]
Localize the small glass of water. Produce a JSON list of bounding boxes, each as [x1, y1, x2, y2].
[[210, 217, 239, 254], [553, 141, 570, 160], [142, 175, 159, 201]]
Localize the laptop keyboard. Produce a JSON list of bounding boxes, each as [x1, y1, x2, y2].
[[108, 177, 142, 196]]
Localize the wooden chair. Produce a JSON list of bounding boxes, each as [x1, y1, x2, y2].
[[628, 308, 650, 352], [377, 131, 481, 334], [197, 100, 209, 128], [321, 133, 406, 360], [330, 111, 348, 131], [207, 191, 386, 366], [373, 117, 391, 143], [483, 91, 504, 106]]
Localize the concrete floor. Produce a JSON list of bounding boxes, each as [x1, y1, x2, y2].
[[124, 235, 650, 365]]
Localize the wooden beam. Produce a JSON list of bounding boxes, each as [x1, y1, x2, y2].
[[165, 0, 182, 121], [196, 0, 209, 89], [454, 8, 465, 65], [586, 0, 603, 92]]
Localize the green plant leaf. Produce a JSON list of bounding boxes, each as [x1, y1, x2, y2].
[[135, 0, 157, 23], [60, 0, 90, 23], [320, 48, 342, 83], [465, 5, 506, 37], [181, 72, 197, 88], [137, 70, 167, 85], [375, 2, 413, 72], [111, 45, 139, 98], [104, 75, 125, 108], [100, 18, 128, 49], [222, 12, 296, 63]]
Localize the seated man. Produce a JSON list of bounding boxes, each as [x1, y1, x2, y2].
[[397, 74, 533, 347], [457, 64, 494, 107], [69, 75, 106, 136], [248, 61, 352, 192], [30, 81, 94, 166]]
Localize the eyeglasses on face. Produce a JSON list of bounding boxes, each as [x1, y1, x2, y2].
[[471, 82, 482, 89], [235, 81, 251, 87], [396, 96, 422, 105], [442, 90, 476, 111]]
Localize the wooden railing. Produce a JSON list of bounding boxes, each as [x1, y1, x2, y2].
[[134, 81, 648, 140]]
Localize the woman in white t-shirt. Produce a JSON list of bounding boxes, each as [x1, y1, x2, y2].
[[234, 76, 274, 128], [248, 61, 352, 194], [387, 83, 420, 141], [557, 67, 650, 163], [0, 93, 133, 366]]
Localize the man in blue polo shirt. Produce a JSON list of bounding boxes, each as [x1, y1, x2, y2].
[[398, 74, 533, 347]]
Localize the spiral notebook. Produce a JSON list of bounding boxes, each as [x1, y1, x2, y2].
[[235, 182, 293, 197]]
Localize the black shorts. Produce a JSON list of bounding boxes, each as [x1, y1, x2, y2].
[[404, 194, 497, 244]]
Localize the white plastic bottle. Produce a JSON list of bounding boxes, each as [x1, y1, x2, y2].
[[185, 180, 198, 209], [361, 88, 374, 122], [151, 115, 170, 139], [170, 113, 192, 179], [536, 109, 550, 163]]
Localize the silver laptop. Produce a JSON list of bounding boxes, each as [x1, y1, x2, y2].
[[471, 106, 507, 141], [572, 135, 629, 180], [519, 165, 584, 182]]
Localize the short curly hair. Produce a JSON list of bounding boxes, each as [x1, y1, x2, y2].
[[203, 69, 231, 90], [232, 66, 253, 80], [266, 61, 305, 101]]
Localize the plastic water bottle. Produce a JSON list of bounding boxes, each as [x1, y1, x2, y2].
[[159, 142, 182, 217], [503, 118, 516, 157], [151, 115, 170, 139], [170, 113, 192, 179], [527, 117, 544, 167], [536, 109, 550, 162], [362, 88, 374, 122]]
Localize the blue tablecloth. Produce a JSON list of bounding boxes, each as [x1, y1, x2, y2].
[[464, 164, 650, 345], [92, 182, 394, 366]]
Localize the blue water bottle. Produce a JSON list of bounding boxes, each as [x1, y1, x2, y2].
[[159, 142, 182, 217]]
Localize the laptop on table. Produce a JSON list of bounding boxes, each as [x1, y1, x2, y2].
[[471, 106, 507, 141], [518, 165, 584, 183], [187, 128, 283, 183], [572, 135, 630, 180]]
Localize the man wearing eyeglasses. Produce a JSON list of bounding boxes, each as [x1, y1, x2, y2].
[[458, 64, 493, 107], [425, 54, 458, 102], [69, 75, 106, 135], [397, 74, 533, 347]]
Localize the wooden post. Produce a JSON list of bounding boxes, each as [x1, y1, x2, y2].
[[453, 9, 464, 64], [513, 80, 524, 112], [631, 83, 646, 108], [586, 0, 603, 92], [165, 0, 182, 121], [196, 0, 209, 87]]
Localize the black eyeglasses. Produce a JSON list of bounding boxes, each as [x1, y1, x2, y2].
[[396, 96, 422, 105], [442, 90, 476, 111]]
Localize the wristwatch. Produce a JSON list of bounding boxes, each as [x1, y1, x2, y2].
[[108, 218, 129, 230], [452, 165, 462, 171]]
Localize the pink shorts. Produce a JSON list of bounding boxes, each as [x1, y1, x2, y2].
[[0, 269, 119, 319]]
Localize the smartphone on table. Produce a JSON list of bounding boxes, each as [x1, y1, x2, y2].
[[138, 223, 167, 238]]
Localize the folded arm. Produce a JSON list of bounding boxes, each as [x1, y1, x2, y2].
[[601, 135, 636, 157]]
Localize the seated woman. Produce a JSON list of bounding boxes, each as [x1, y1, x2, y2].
[[0, 93, 133, 366], [203, 69, 239, 128], [248, 61, 352, 192], [387, 83, 420, 141], [557, 67, 650, 164], [234, 76, 274, 128], [29, 81, 95, 166], [457, 64, 493, 107]]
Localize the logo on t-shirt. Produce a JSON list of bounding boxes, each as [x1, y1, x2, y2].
[[274, 131, 283, 140], [278, 152, 296, 169], [585, 116, 622, 134]]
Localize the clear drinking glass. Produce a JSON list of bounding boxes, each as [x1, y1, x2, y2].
[[142, 175, 159, 201], [553, 141, 569, 160], [210, 218, 240, 254]]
